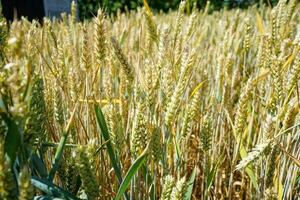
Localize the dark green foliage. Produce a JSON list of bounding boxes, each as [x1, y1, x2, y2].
[[77, 0, 179, 20], [24, 77, 47, 145], [77, 0, 282, 20], [200, 117, 212, 153]]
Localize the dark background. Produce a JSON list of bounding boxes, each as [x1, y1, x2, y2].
[[1, 0, 44, 21], [0, 0, 286, 22]]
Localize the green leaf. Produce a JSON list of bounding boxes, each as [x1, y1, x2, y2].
[[206, 157, 221, 191], [174, 135, 182, 169], [149, 179, 156, 200], [0, 96, 6, 112], [47, 131, 69, 182], [184, 167, 196, 200], [239, 145, 259, 191], [95, 105, 123, 182], [31, 177, 80, 200], [142, 164, 155, 200], [31, 153, 48, 179], [48, 104, 77, 182], [245, 166, 259, 191], [2, 113, 21, 165], [114, 148, 148, 200], [95, 105, 130, 200]]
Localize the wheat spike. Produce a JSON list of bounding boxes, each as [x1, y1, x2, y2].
[[18, 167, 34, 200]]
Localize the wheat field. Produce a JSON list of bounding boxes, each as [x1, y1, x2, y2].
[[0, 0, 300, 199]]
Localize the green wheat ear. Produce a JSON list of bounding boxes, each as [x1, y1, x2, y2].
[[18, 167, 34, 200], [234, 78, 253, 137], [165, 50, 196, 126], [81, 24, 91, 71], [53, 80, 64, 127], [200, 115, 212, 153], [282, 104, 299, 131], [160, 175, 175, 200], [66, 154, 79, 195], [94, 8, 107, 66], [111, 37, 134, 83], [180, 89, 201, 143], [286, 54, 300, 95], [173, 1, 186, 49], [2, 1, 300, 199], [24, 76, 47, 145], [243, 17, 251, 52], [76, 146, 99, 200], [130, 101, 148, 157], [265, 146, 279, 189], [143, 5, 158, 50], [0, 140, 17, 200], [149, 127, 162, 163], [70, 0, 77, 24]]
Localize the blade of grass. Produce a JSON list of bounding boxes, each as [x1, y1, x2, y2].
[[278, 143, 300, 167], [184, 167, 197, 200], [31, 176, 80, 200], [206, 156, 221, 191], [114, 146, 149, 200], [189, 80, 207, 99], [48, 103, 78, 182], [95, 104, 122, 181], [31, 153, 48, 179], [1, 113, 21, 166], [95, 104, 130, 200]]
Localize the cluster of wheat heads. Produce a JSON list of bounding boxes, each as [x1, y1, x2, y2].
[[1, 0, 300, 199]]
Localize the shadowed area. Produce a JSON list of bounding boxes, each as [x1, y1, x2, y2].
[[1, 0, 44, 21]]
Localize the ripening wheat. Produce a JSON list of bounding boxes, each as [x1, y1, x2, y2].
[[0, 0, 300, 199]]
